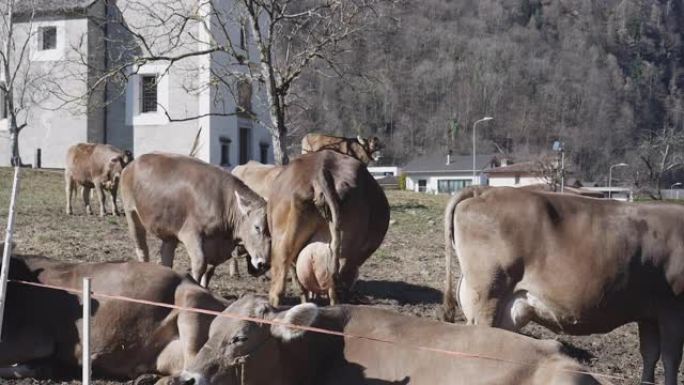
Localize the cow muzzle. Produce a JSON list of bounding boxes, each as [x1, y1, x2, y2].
[[249, 256, 269, 273], [177, 371, 208, 385]]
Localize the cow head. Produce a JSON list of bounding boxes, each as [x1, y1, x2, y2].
[[104, 155, 127, 190], [357, 136, 383, 163], [234, 191, 271, 274], [175, 295, 318, 385]]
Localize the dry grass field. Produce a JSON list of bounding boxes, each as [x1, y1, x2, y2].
[[0, 167, 674, 385]]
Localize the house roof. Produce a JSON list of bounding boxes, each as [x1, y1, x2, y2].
[[15, 0, 95, 15], [404, 153, 496, 173], [485, 161, 537, 175]]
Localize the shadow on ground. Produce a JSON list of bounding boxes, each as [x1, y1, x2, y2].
[[356, 279, 442, 305]]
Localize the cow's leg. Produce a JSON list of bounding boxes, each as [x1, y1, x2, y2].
[[65, 175, 74, 215], [228, 256, 239, 278], [638, 320, 660, 385], [290, 265, 308, 304], [109, 186, 119, 216], [94, 182, 107, 216], [658, 310, 684, 385], [160, 239, 178, 268], [82, 186, 93, 215], [126, 209, 150, 262], [179, 233, 207, 286], [200, 265, 215, 288]]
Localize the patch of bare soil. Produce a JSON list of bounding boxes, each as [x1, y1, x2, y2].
[[0, 168, 671, 384]]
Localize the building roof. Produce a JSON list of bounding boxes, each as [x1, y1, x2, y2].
[[404, 153, 496, 173], [15, 0, 95, 15], [485, 161, 537, 175]]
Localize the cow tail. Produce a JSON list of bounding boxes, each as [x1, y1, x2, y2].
[[314, 168, 342, 293], [442, 187, 480, 323]]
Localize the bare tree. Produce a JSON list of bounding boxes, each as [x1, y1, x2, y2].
[[634, 126, 684, 199], [0, 0, 37, 166], [59, 0, 380, 165]]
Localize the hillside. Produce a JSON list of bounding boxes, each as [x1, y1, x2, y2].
[[291, 0, 684, 185]]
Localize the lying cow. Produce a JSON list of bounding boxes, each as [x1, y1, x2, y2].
[[231, 161, 284, 200], [268, 150, 390, 306], [121, 153, 271, 287], [65, 143, 133, 216], [0, 252, 229, 380], [168, 294, 608, 385], [301, 133, 382, 165], [443, 186, 684, 385]]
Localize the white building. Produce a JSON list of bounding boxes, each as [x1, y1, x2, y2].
[[0, 0, 272, 168], [367, 166, 401, 180], [485, 161, 546, 187], [403, 153, 498, 194]]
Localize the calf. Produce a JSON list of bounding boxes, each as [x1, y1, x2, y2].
[[0, 253, 229, 380], [121, 153, 271, 287], [301, 133, 382, 165], [65, 143, 133, 216], [169, 294, 609, 385]]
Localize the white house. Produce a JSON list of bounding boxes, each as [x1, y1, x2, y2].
[[403, 153, 498, 194], [485, 161, 546, 187], [367, 166, 401, 180], [0, 0, 272, 169]]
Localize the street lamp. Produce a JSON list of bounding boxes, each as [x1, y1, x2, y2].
[[671, 182, 683, 200], [608, 163, 628, 199], [472, 116, 493, 185]]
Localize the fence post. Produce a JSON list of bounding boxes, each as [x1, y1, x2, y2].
[[82, 277, 91, 385], [0, 166, 21, 341]]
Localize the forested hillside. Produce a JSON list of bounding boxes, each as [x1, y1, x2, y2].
[[289, 0, 683, 188]]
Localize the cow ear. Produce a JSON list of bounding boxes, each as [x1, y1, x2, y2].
[[357, 135, 367, 146], [235, 191, 251, 215], [270, 303, 318, 342]]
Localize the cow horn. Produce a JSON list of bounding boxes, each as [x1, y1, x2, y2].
[[357, 135, 367, 145]]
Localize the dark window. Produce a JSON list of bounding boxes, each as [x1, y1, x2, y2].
[[39, 26, 57, 50], [140, 75, 158, 113], [239, 127, 252, 165], [237, 80, 252, 113], [259, 143, 269, 163], [220, 137, 231, 166], [437, 179, 472, 194], [514, 174, 521, 185], [418, 179, 427, 192]]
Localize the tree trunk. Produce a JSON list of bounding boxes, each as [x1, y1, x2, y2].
[[271, 130, 289, 166], [9, 128, 20, 166]]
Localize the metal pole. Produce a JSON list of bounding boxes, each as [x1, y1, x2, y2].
[[82, 277, 91, 385], [0, 166, 21, 340], [472, 122, 476, 184], [560, 150, 565, 193], [608, 166, 613, 199]]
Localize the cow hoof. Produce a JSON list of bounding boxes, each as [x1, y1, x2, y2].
[[133, 373, 160, 385]]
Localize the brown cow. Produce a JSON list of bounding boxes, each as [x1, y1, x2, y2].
[[231, 161, 284, 199], [120, 153, 271, 287], [167, 294, 608, 385], [65, 143, 133, 216], [443, 186, 684, 385], [301, 133, 382, 165], [267, 150, 390, 306], [0, 253, 229, 380]]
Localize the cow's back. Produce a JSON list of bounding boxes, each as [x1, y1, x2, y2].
[[121, 153, 238, 238], [66, 143, 124, 184], [312, 306, 599, 385], [231, 161, 283, 199]]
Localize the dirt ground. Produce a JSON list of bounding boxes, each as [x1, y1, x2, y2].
[[0, 167, 672, 384]]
